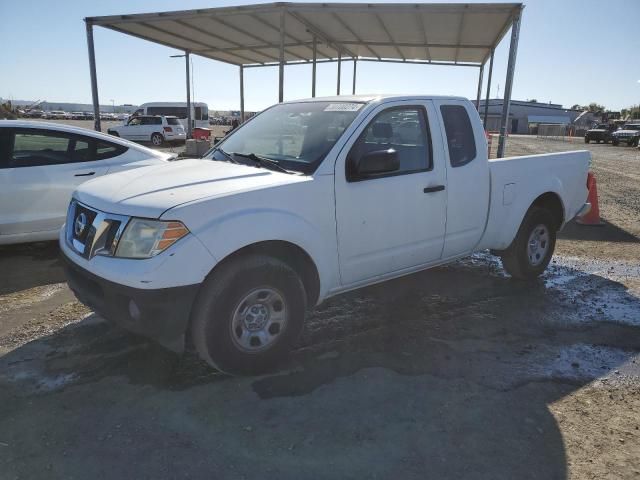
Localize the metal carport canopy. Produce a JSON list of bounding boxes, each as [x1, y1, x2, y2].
[[85, 2, 524, 156]]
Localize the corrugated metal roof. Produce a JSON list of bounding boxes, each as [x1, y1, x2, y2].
[[87, 2, 523, 66]]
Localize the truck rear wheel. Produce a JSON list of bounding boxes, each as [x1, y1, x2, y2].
[[191, 254, 306, 375], [500, 207, 557, 280]]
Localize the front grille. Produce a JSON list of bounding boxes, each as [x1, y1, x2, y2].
[[72, 205, 98, 243], [66, 201, 130, 259]]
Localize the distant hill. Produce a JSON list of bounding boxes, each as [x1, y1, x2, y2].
[[1, 98, 139, 113]]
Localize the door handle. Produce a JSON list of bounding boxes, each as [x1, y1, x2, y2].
[[74, 172, 95, 177], [424, 185, 445, 193]]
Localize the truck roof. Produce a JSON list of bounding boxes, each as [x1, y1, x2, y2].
[[282, 94, 468, 104]]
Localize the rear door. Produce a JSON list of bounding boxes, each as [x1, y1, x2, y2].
[[143, 116, 162, 141], [334, 101, 448, 285], [433, 100, 490, 258], [0, 128, 112, 236]]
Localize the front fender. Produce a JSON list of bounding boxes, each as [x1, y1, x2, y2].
[[187, 207, 339, 302]]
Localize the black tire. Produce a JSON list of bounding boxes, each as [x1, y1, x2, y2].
[[584, 137, 589, 143], [500, 207, 557, 280], [612, 139, 619, 146], [151, 133, 164, 146], [191, 254, 307, 375]]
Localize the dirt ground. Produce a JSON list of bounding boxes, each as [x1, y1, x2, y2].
[[1, 135, 639, 479]]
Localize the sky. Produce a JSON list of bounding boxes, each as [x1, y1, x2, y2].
[[1, 0, 639, 111]]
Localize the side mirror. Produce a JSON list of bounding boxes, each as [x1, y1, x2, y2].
[[349, 149, 399, 181]]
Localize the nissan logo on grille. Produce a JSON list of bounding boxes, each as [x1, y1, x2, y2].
[[74, 212, 88, 237]]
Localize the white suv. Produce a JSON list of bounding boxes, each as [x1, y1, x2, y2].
[[107, 115, 186, 146]]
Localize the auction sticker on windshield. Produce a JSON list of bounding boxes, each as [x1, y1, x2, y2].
[[324, 103, 363, 112]]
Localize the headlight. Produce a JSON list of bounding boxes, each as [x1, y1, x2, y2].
[[115, 218, 189, 258]]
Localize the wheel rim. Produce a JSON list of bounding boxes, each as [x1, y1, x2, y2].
[[152, 135, 162, 145], [527, 224, 550, 266], [230, 287, 287, 353]]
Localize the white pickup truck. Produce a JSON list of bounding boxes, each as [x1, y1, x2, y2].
[[60, 95, 591, 374]]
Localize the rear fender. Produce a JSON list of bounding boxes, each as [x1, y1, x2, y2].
[[479, 177, 565, 251]]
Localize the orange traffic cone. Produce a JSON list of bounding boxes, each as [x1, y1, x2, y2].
[[576, 172, 603, 225]]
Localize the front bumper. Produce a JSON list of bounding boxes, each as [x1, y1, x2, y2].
[[62, 251, 199, 352]]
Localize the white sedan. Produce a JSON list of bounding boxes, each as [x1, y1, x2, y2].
[[0, 120, 176, 245]]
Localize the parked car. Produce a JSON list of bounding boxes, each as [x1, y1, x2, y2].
[[60, 95, 591, 374], [71, 111, 86, 120], [611, 123, 640, 146], [42, 110, 68, 120], [107, 115, 186, 146], [23, 110, 44, 118], [584, 123, 616, 144], [0, 120, 177, 245]]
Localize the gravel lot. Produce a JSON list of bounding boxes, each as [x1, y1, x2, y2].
[[0, 135, 639, 479]]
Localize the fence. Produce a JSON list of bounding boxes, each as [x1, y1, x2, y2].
[[536, 123, 567, 141]]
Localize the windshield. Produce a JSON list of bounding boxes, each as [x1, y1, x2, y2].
[[208, 101, 364, 174]]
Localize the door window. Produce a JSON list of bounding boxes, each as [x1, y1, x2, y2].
[[9, 132, 73, 167], [95, 141, 127, 160], [72, 139, 92, 162], [440, 105, 477, 167], [348, 106, 431, 180], [140, 117, 161, 125], [127, 117, 142, 126]]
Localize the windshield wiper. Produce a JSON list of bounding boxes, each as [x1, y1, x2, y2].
[[211, 146, 240, 164], [231, 152, 294, 174]]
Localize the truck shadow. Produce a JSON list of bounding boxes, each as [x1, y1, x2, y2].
[[559, 219, 640, 243], [1, 254, 638, 479]]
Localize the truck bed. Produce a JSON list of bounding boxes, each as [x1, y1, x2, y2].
[[478, 150, 591, 251]]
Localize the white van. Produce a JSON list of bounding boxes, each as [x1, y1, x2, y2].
[[133, 102, 209, 129]]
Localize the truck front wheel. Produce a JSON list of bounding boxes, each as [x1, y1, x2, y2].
[[191, 254, 307, 375], [500, 207, 557, 280]]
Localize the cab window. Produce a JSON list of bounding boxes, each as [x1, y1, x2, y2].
[[348, 106, 431, 181], [440, 105, 477, 167]]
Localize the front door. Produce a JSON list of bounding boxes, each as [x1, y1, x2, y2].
[[334, 102, 447, 286], [0, 129, 109, 236], [122, 117, 144, 140]]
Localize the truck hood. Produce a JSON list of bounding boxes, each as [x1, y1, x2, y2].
[[74, 159, 308, 218]]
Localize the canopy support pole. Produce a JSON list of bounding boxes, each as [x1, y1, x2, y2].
[[185, 51, 192, 139], [483, 48, 494, 130], [497, 11, 521, 158], [475, 64, 484, 111], [311, 36, 317, 97], [336, 52, 341, 95], [278, 9, 285, 102], [352, 58, 357, 94], [239, 65, 245, 122], [85, 21, 101, 132]]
